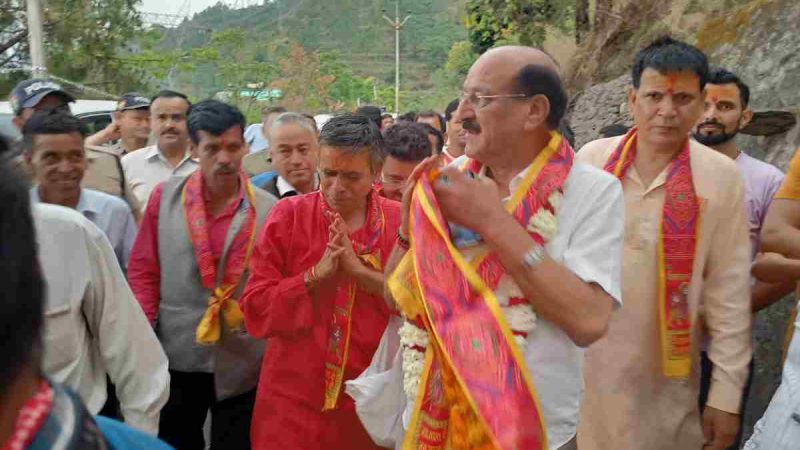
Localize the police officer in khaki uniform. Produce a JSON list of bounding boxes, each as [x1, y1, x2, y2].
[[8, 79, 141, 217], [242, 149, 273, 177], [86, 93, 152, 156]]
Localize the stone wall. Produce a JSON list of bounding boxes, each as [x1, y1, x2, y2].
[[566, 1, 800, 444]]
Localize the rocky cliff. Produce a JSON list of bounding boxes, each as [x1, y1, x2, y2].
[[566, 0, 800, 444]]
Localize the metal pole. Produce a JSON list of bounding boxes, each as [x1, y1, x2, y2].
[[26, 0, 47, 78], [383, 1, 410, 116], [394, 1, 400, 116]]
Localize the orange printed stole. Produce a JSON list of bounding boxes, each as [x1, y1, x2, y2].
[[390, 132, 573, 449], [603, 128, 698, 379], [182, 171, 258, 345], [322, 191, 385, 410]]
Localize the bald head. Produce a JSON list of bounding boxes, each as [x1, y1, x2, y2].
[[478, 46, 561, 74], [454, 45, 569, 165], [464, 46, 567, 129]]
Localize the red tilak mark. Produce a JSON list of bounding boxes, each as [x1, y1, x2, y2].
[[710, 95, 720, 103], [666, 74, 677, 95]]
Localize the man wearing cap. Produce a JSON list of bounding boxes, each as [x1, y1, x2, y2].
[[86, 93, 152, 156], [8, 78, 141, 215]]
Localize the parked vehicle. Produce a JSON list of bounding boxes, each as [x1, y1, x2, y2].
[[0, 99, 117, 141]]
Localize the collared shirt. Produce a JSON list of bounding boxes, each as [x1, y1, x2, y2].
[[275, 175, 319, 198], [121, 144, 198, 211], [466, 158, 624, 449], [734, 151, 784, 258], [276, 175, 297, 197], [743, 300, 800, 450], [577, 136, 753, 450], [245, 123, 269, 153], [33, 203, 169, 435], [127, 182, 245, 324], [30, 187, 137, 270], [350, 157, 625, 450]]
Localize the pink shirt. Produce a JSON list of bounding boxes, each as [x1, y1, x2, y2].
[[735, 152, 784, 259]]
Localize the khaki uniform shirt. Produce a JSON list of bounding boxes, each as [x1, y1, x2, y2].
[[576, 136, 752, 450], [243, 149, 273, 177], [83, 145, 141, 218]]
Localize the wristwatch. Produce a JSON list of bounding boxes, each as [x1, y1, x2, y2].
[[523, 243, 547, 269]]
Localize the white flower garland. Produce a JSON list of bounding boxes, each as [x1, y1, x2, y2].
[[399, 321, 428, 401], [399, 190, 562, 402]]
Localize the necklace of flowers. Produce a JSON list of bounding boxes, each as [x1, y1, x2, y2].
[[399, 190, 562, 402]]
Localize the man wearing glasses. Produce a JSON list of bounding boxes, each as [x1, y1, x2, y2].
[[351, 45, 624, 450]]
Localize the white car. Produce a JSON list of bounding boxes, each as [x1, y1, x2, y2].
[[0, 99, 118, 141]]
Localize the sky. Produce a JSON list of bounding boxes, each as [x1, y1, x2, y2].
[[138, 0, 262, 16]]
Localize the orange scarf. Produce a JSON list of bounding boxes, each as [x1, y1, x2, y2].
[[390, 132, 572, 449], [322, 191, 385, 410], [182, 171, 258, 345], [604, 128, 698, 379]]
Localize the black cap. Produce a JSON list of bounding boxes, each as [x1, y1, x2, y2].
[[9, 78, 75, 116], [116, 92, 151, 111]]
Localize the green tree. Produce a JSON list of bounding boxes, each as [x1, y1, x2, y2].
[[465, 0, 575, 53], [1, 0, 145, 96], [270, 42, 337, 113]]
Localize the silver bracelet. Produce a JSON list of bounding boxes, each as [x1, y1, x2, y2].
[[523, 243, 547, 269]]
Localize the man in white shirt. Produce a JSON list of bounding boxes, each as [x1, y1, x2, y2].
[[121, 90, 197, 209], [23, 108, 136, 270], [349, 46, 623, 450], [33, 201, 169, 435]]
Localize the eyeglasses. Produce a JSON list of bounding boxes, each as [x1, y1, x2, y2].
[[458, 91, 532, 109]]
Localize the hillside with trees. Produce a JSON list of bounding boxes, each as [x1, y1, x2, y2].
[[143, 0, 471, 118]]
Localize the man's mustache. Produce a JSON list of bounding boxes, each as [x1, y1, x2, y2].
[[215, 165, 237, 175], [697, 120, 724, 129], [462, 120, 481, 133]]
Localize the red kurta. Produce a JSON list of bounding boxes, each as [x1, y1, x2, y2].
[[240, 191, 400, 450]]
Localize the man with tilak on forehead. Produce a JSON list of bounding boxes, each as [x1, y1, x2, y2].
[[577, 37, 753, 450]]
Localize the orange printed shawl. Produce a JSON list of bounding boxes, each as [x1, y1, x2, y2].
[[322, 191, 385, 410], [389, 132, 573, 449], [603, 128, 698, 379], [183, 170, 258, 345]]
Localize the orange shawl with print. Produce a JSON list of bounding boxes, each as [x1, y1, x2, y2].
[[603, 128, 698, 379], [322, 191, 386, 410], [183, 170, 258, 345], [389, 132, 573, 449]]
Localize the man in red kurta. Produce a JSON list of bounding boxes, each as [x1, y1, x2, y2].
[[241, 114, 400, 449]]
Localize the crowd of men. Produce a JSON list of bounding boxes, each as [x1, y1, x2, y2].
[[1, 34, 800, 450]]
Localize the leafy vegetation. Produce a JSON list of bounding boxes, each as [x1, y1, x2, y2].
[[0, 0, 144, 96], [1, 0, 581, 117]]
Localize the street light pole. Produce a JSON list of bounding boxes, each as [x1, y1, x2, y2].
[[26, 0, 47, 78], [383, 1, 410, 116]]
